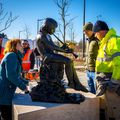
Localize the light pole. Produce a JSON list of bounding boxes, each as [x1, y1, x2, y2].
[[82, 0, 86, 58], [19, 30, 25, 39], [37, 19, 44, 34]]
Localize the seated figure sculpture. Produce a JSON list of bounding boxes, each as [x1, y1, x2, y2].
[[30, 18, 88, 104]]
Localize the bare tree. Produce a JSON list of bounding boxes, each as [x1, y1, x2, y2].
[[68, 22, 76, 42], [54, 0, 75, 43], [0, 2, 18, 32], [24, 24, 31, 39]]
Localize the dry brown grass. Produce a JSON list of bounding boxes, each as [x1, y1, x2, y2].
[[74, 59, 85, 72], [74, 59, 85, 66]]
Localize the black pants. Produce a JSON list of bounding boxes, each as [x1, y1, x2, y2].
[[0, 105, 12, 120]]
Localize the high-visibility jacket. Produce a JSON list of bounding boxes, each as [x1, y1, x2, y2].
[[0, 47, 4, 63], [22, 49, 32, 71], [96, 28, 120, 81]]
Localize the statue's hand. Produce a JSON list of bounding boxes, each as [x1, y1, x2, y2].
[[65, 48, 73, 53], [61, 43, 68, 50]]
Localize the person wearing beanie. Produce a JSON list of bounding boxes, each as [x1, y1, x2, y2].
[[93, 20, 120, 97], [83, 22, 99, 94]]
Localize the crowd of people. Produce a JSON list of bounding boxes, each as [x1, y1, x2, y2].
[[0, 18, 120, 119]]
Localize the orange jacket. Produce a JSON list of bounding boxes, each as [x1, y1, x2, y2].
[[0, 47, 4, 63], [22, 49, 32, 71]]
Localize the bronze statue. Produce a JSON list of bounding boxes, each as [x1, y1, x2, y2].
[[30, 18, 88, 104]]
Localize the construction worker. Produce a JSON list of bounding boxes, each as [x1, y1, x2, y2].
[[93, 20, 120, 96], [83, 22, 99, 94], [0, 36, 4, 63], [22, 40, 35, 72]]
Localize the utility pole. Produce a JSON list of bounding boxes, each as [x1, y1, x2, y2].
[[82, 0, 86, 58]]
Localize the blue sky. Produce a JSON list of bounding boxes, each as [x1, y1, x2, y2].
[[2, 0, 120, 42]]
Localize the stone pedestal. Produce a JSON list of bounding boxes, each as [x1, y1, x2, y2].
[[100, 90, 120, 120], [13, 88, 99, 120]]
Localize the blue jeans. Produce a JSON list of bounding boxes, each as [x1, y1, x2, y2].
[[86, 70, 96, 94]]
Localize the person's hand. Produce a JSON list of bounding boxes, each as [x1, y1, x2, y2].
[[84, 65, 87, 70], [61, 43, 70, 50], [61, 44, 67, 50]]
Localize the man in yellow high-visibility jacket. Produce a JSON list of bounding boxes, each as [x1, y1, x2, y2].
[[93, 20, 120, 96]]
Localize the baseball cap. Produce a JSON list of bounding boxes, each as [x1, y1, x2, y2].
[[83, 22, 93, 31]]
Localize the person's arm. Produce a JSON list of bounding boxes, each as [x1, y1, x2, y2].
[[107, 37, 120, 80], [30, 51, 35, 69], [5, 53, 27, 91], [88, 40, 99, 68], [37, 34, 66, 53]]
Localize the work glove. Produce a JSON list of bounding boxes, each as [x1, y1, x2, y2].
[[96, 81, 108, 96]]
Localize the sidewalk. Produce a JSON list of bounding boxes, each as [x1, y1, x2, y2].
[[77, 71, 88, 88]]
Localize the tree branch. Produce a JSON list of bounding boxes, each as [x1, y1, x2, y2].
[[0, 2, 19, 32]]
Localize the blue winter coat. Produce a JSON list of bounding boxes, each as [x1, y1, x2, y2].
[[0, 51, 28, 105]]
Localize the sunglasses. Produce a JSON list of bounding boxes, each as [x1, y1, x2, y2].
[[22, 43, 28, 45]]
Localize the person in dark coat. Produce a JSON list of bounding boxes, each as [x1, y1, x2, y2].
[[83, 22, 99, 94], [0, 39, 29, 120]]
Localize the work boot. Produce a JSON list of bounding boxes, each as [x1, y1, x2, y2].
[[107, 81, 120, 96], [107, 81, 118, 92]]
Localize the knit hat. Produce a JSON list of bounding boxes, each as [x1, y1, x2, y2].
[[93, 20, 109, 32], [83, 22, 93, 31]]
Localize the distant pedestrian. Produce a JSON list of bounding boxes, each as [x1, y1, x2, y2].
[[0, 39, 29, 120], [83, 22, 99, 94], [22, 39, 35, 72]]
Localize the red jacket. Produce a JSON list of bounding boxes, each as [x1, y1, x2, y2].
[[0, 47, 4, 63]]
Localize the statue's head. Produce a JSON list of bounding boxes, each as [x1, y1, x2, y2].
[[41, 18, 58, 34]]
